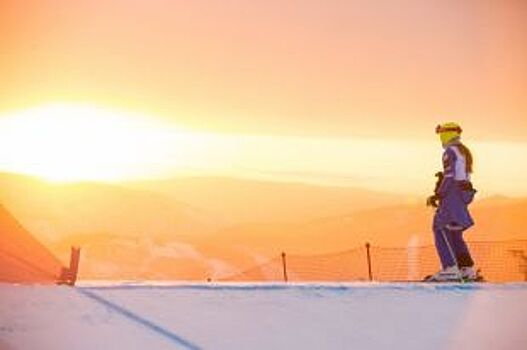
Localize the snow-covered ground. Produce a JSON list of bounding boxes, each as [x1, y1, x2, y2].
[[1, 283, 527, 350]]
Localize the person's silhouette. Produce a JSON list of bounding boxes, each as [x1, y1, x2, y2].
[[425, 122, 479, 282]]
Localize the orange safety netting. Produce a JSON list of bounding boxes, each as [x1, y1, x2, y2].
[[219, 240, 527, 283], [0, 205, 65, 284]]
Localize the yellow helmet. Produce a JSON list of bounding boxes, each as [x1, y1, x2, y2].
[[436, 122, 462, 145]]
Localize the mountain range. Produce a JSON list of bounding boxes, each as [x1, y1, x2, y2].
[[1, 172, 526, 280]]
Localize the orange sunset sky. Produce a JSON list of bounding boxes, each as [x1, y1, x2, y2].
[[0, 0, 526, 196]]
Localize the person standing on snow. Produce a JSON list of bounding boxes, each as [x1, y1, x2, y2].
[[425, 122, 479, 282]]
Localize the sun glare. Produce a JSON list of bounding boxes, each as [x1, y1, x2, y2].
[[1, 104, 527, 195], [0, 104, 201, 182]]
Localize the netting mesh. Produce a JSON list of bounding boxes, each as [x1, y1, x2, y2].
[[286, 248, 368, 282], [0, 205, 65, 284], [219, 240, 527, 283], [218, 256, 285, 282]]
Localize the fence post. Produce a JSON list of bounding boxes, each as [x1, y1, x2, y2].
[[68, 246, 81, 286], [281, 252, 288, 282], [59, 246, 81, 286], [365, 242, 373, 281]]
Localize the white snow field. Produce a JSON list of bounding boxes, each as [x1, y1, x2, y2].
[[1, 283, 527, 350]]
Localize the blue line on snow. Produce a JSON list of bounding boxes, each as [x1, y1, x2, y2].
[[78, 289, 201, 350]]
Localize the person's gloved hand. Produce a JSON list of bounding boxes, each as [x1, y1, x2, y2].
[[426, 194, 440, 208]]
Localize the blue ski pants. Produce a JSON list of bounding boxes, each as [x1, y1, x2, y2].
[[433, 215, 474, 269]]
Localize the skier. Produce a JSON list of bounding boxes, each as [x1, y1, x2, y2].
[[425, 122, 479, 282]]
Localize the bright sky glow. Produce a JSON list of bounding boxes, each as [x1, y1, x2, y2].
[[0, 104, 205, 182], [1, 104, 526, 196]]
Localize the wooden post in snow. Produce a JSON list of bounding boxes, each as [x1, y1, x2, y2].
[[365, 242, 373, 282], [58, 246, 81, 286], [281, 252, 288, 282]]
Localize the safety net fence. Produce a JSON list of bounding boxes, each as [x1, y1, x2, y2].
[[218, 240, 527, 283], [0, 205, 66, 284]]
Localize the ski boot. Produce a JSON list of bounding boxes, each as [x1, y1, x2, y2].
[[424, 266, 462, 282], [460, 267, 485, 282]]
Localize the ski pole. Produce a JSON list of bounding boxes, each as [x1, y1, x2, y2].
[[440, 228, 463, 282]]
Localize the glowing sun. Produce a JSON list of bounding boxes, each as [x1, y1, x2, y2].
[[0, 104, 200, 182]]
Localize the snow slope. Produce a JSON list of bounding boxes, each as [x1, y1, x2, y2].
[[1, 283, 526, 350]]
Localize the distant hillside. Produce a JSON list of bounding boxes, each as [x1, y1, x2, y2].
[[0, 172, 222, 243], [0, 173, 412, 245], [3, 172, 526, 280], [49, 194, 527, 280], [124, 176, 412, 224], [211, 198, 527, 256]]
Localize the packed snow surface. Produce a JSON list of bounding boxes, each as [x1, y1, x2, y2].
[[1, 282, 527, 350]]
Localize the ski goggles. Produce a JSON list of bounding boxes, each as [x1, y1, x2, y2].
[[435, 124, 462, 134]]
